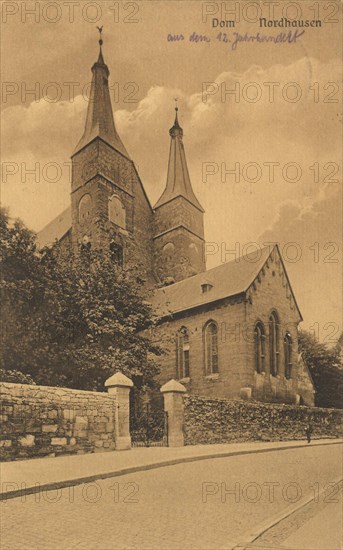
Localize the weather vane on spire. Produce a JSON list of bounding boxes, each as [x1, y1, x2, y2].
[[96, 25, 103, 46], [172, 97, 181, 130]]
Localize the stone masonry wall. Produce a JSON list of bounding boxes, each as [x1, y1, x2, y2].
[[183, 395, 342, 445], [0, 382, 117, 461], [154, 198, 204, 239], [245, 248, 306, 404], [153, 246, 311, 406], [71, 140, 155, 284], [153, 228, 205, 282], [152, 298, 247, 400], [153, 197, 205, 282]]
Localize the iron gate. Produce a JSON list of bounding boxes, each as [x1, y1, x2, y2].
[[130, 396, 168, 447]]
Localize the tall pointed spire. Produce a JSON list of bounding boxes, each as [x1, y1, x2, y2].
[[97, 43, 104, 64], [154, 104, 204, 212], [72, 28, 129, 158]]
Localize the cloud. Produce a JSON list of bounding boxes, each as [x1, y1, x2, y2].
[[258, 183, 342, 335], [259, 182, 341, 245]]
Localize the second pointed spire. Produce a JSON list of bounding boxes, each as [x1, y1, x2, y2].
[[154, 105, 204, 212]]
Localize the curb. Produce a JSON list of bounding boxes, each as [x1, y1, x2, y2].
[[231, 477, 343, 549], [1, 440, 342, 502]]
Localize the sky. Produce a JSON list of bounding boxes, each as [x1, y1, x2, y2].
[[1, 0, 342, 340]]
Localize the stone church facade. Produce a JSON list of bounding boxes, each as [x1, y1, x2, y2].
[[38, 40, 315, 406]]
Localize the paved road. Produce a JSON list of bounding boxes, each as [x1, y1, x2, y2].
[[1, 445, 342, 550]]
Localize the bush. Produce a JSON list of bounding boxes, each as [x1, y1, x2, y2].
[[0, 369, 36, 385]]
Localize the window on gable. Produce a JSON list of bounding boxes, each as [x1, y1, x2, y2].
[[204, 321, 219, 375], [201, 283, 213, 293], [254, 322, 266, 374], [284, 332, 293, 379], [176, 327, 190, 380], [269, 311, 280, 376]]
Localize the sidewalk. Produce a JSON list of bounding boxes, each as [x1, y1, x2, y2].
[[280, 497, 343, 549], [1, 438, 342, 500]]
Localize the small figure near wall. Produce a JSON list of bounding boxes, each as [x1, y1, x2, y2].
[[305, 422, 313, 444]]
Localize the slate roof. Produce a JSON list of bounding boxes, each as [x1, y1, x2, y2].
[[154, 110, 204, 212], [36, 207, 71, 248], [72, 48, 129, 159], [152, 246, 273, 316]]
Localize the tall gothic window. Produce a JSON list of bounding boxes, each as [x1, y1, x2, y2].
[[284, 332, 293, 379], [204, 321, 219, 375], [110, 241, 123, 267], [269, 311, 280, 376], [254, 322, 266, 373], [176, 327, 190, 379]]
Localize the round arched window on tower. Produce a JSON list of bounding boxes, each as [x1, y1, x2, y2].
[[78, 194, 92, 225], [108, 194, 126, 229], [162, 242, 175, 261]]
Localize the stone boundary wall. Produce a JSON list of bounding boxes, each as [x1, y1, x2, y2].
[[0, 382, 117, 461], [183, 395, 343, 445]]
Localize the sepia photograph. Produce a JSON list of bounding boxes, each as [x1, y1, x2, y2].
[[1, 1, 342, 549]]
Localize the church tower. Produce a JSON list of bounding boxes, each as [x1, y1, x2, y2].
[[153, 106, 206, 283], [70, 32, 154, 280]]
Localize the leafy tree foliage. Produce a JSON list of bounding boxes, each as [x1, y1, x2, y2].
[[334, 331, 343, 358], [0, 369, 36, 385], [1, 208, 45, 381], [0, 208, 161, 390], [298, 330, 343, 408]]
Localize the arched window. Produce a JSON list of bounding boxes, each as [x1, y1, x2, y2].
[[204, 321, 219, 375], [176, 327, 190, 379], [162, 242, 175, 263], [79, 194, 92, 225], [163, 242, 175, 254], [284, 332, 293, 379], [254, 322, 266, 373], [108, 194, 126, 229], [110, 241, 123, 267], [269, 311, 280, 376]]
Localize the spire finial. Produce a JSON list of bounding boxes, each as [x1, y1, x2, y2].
[[154, 97, 204, 212], [96, 25, 104, 63], [97, 25, 103, 46], [173, 97, 180, 128]]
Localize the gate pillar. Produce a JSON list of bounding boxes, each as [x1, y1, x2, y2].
[[105, 372, 133, 450], [160, 379, 187, 447]]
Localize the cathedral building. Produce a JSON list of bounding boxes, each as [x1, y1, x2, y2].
[[38, 39, 315, 406]]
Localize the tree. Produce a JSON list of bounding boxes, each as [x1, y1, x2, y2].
[[0, 369, 36, 385], [0, 209, 162, 390], [0, 208, 46, 382], [298, 330, 343, 409], [334, 331, 343, 361]]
